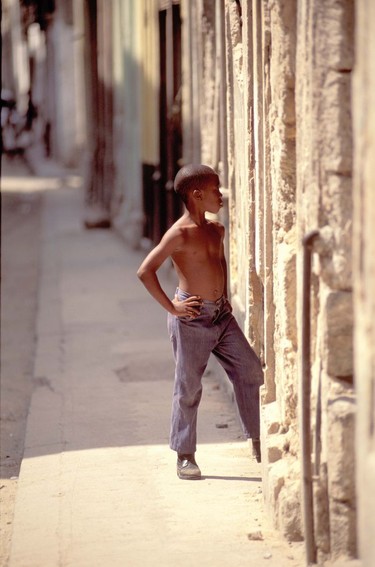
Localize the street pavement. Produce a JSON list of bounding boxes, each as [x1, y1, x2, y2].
[[5, 160, 304, 566]]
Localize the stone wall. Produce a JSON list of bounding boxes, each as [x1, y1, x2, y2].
[[259, 0, 301, 543], [352, 2, 375, 566], [296, 0, 356, 562], [179, 0, 375, 563]]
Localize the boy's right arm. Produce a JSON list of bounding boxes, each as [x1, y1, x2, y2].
[[136, 228, 201, 318]]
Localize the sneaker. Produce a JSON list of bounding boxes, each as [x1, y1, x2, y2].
[[252, 438, 261, 463], [177, 454, 201, 480]]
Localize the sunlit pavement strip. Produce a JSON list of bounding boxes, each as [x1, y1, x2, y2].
[[11, 443, 261, 567], [8, 181, 303, 567], [11, 437, 303, 567]]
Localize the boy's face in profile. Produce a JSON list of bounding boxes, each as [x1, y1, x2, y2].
[[193, 174, 223, 215]]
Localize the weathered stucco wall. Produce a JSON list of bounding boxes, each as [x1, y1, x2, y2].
[[225, 0, 259, 341], [352, 2, 375, 566], [259, 0, 301, 543]]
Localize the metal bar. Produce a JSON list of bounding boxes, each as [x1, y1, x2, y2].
[[218, 0, 228, 187], [165, 0, 174, 225], [301, 229, 319, 566]]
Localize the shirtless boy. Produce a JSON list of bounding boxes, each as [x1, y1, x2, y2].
[[137, 164, 263, 480]]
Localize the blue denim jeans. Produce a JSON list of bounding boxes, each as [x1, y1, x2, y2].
[[167, 288, 264, 454]]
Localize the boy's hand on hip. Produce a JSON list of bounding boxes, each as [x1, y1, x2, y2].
[[172, 295, 202, 319]]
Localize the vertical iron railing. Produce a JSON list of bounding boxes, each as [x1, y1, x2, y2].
[[165, 1, 175, 223], [301, 229, 319, 566]]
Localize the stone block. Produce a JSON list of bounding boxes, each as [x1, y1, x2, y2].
[[329, 500, 357, 560], [278, 479, 303, 542], [275, 242, 297, 345], [327, 388, 356, 504], [323, 290, 353, 378], [266, 457, 304, 540], [266, 432, 290, 463], [267, 444, 283, 463], [261, 401, 281, 435], [326, 385, 357, 559], [314, 465, 331, 556], [287, 425, 299, 457], [321, 72, 352, 175], [318, 0, 354, 71], [315, 227, 353, 292], [266, 459, 288, 520]]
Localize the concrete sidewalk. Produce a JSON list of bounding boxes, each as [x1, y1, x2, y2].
[[8, 178, 303, 566]]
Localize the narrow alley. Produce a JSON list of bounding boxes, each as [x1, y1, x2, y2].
[[1, 157, 303, 566], [2, 1, 375, 566]]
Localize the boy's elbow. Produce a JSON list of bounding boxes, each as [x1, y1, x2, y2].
[[137, 267, 146, 281], [137, 266, 152, 282]]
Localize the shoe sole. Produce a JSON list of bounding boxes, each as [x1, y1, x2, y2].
[[177, 470, 202, 480]]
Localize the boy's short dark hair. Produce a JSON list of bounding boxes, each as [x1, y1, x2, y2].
[[174, 164, 218, 203]]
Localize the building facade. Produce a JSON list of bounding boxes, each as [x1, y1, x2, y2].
[[1, 0, 85, 166]]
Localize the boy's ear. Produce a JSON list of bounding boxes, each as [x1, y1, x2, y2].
[[192, 189, 202, 200]]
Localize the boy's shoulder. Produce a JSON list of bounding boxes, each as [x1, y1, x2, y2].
[[167, 216, 195, 234], [161, 218, 191, 244], [164, 217, 225, 239], [207, 219, 225, 233], [208, 219, 224, 228]]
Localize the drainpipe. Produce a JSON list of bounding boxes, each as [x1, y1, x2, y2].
[[301, 229, 319, 566], [165, 0, 174, 224]]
